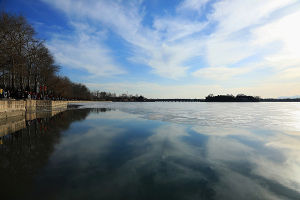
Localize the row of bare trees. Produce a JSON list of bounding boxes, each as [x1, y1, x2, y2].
[[0, 12, 91, 100]]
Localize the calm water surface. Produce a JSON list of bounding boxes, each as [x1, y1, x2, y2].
[[1, 102, 300, 200]]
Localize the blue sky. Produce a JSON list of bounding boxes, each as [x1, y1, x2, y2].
[[3, 0, 300, 98]]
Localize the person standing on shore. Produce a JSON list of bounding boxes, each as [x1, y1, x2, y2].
[[0, 88, 3, 98]]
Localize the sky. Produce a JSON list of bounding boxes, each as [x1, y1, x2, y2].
[[3, 0, 300, 98]]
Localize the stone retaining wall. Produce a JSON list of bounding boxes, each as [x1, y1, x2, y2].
[[0, 100, 68, 120], [26, 100, 37, 111], [51, 101, 68, 109], [0, 100, 26, 119]]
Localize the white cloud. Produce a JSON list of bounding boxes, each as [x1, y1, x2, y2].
[[193, 66, 254, 80], [205, 35, 255, 68], [46, 22, 126, 77], [208, 0, 297, 34], [177, 0, 211, 12], [252, 10, 300, 70], [153, 17, 207, 42], [193, 0, 300, 84]]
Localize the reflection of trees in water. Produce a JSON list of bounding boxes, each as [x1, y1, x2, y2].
[[0, 116, 26, 138], [0, 109, 91, 199]]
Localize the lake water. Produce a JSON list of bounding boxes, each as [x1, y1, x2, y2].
[[1, 102, 300, 199]]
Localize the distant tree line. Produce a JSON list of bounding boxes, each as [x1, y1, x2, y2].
[[0, 12, 91, 100], [205, 94, 260, 102], [92, 91, 146, 102]]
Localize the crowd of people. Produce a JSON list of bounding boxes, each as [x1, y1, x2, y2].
[[0, 86, 66, 100]]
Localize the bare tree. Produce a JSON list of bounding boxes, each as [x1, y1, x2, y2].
[[0, 12, 92, 100]]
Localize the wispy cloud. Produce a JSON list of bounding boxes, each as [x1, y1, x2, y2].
[[252, 10, 300, 69], [42, 0, 205, 79], [199, 0, 299, 79], [46, 22, 126, 77], [177, 0, 211, 12]]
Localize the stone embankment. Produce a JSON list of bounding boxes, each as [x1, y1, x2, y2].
[[0, 100, 26, 119], [0, 100, 68, 120]]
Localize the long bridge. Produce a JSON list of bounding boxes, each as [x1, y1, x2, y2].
[[146, 99, 205, 102]]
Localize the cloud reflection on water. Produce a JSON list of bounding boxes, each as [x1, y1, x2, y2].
[[192, 126, 300, 198], [34, 108, 300, 199]]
